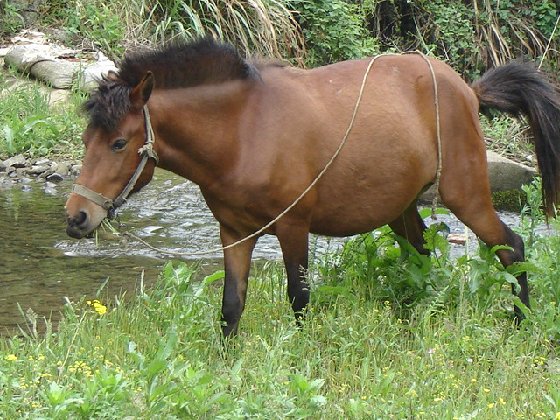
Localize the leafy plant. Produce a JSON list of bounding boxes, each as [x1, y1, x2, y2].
[[0, 74, 83, 158], [0, 1, 25, 36], [290, 0, 378, 66]]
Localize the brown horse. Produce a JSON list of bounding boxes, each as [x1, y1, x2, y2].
[[65, 38, 560, 337]]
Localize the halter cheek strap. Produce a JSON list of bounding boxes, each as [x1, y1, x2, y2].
[[71, 105, 159, 218]]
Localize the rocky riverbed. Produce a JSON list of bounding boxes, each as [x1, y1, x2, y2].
[[0, 154, 81, 190]]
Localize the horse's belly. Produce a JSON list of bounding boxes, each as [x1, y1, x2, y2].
[[309, 190, 414, 237]]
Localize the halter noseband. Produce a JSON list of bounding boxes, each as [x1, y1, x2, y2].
[[71, 105, 159, 218]]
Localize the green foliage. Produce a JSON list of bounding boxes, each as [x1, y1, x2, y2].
[[140, 0, 304, 62], [291, 0, 378, 66], [0, 75, 84, 158], [420, 0, 478, 75], [44, 0, 125, 58], [0, 1, 25, 36], [315, 221, 523, 315]]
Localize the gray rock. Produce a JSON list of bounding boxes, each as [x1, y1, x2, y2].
[[4, 45, 80, 89], [27, 165, 50, 175], [421, 150, 536, 202], [71, 164, 82, 176], [34, 158, 51, 166], [46, 172, 64, 182], [486, 150, 536, 191], [3, 154, 27, 168], [55, 162, 70, 176], [38, 169, 55, 179]]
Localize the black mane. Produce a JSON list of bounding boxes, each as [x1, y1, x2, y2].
[[84, 38, 257, 130]]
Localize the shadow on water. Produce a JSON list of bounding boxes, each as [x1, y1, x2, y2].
[[0, 168, 539, 337]]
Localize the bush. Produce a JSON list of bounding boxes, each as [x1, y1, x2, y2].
[[291, 0, 378, 66]]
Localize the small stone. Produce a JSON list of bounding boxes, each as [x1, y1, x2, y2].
[[3, 154, 26, 168], [71, 164, 82, 176], [38, 169, 55, 179], [46, 172, 64, 182], [34, 158, 51, 166], [447, 234, 467, 245], [21, 184, 32, 192], [55, 162, 70, 176], [28, 165, 50, 175]]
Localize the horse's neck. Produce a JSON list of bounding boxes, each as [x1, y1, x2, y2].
[[150, 82, 249, 186]]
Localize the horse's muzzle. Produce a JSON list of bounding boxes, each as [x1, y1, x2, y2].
[[66, 211, 90, 239]]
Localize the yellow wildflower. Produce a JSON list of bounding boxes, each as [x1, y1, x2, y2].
[[5, 354, 17, 361], [487, 403, 495, 409], [87, 299, 108, 315]]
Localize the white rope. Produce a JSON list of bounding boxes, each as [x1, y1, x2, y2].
[[412, 53, 443, 219], [120, 53, 443, 256]]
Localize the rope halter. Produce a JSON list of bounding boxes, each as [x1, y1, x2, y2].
[[71, 105, 159, 218]]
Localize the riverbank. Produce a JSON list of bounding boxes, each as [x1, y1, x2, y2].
[[0, 154, 81, 189]]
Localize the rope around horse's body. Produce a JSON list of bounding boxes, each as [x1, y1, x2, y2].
[[119, 53, 443, 257]]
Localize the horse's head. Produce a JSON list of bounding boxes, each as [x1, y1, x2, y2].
[[66, 72, 157, 239]]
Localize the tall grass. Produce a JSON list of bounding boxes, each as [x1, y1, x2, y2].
[[38, 0, 304, 62], [0, 73, 84, 158]]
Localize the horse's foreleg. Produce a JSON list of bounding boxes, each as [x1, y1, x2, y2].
[[388, 200, 429, 255], [276, 221, 310, 323], [219, 224, 258, 338]]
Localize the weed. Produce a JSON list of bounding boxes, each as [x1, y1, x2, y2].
[[0, 73, 84, 158]]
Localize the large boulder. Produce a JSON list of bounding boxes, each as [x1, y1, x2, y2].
[[2, 31, 117, 90], [421, 150, 536, 202]]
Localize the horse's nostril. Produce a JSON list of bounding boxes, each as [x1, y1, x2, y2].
[[68, 210, 88, 228], [77, 211, 88, 226]]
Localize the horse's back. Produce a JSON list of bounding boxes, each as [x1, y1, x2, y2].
[[243, 55, 483, 236]]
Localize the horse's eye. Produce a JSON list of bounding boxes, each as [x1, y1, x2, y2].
[[111, 138, 128, 152]]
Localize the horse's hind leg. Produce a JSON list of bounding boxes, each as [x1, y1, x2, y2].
[[441, 174, 529, 320], [389, 200, 429, 255]]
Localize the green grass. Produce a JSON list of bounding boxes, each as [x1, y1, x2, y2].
[[0, 71, 85, 159], [1, 181, 560, 418]]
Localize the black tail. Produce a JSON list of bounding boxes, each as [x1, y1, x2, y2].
[[471, 62, 560, 216]]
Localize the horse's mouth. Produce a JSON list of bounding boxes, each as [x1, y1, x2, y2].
[[66, 223, 97, 240]]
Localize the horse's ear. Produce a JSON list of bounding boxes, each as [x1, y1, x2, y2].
[[106, 70, 119, 81], [130, 72, 154, 111]]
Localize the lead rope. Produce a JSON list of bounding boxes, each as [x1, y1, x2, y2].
[[121, 53, 443, 257]]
